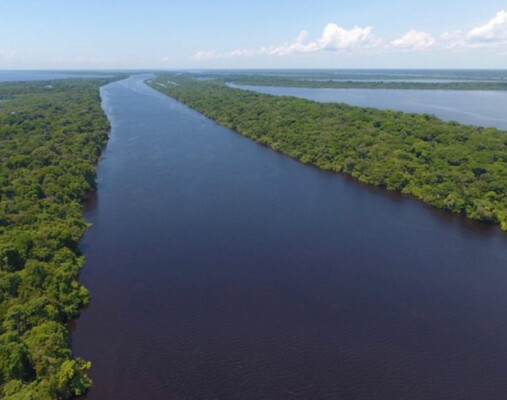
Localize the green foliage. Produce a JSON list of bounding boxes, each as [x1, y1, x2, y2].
[[194, 73, 507, 91], [0, 77, 116, 398], [151, 74, 507, 230]]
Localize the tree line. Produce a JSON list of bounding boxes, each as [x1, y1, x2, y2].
[[150, 74, 507, 231], [0, 77, 118, 399], [214, 74, 507, 91]]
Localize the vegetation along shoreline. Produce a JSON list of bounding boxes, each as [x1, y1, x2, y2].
[[149, 74, 507, 231], [203, 74, 507, 91], [0, 76, 122, 399]]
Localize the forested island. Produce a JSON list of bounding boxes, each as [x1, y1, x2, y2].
[[150, 74, 507, 231], [0, 77, 118, 399], [201, 74, 507, 91]]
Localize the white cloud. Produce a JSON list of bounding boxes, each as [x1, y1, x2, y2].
[[0, 50, 15, 59], [193, 50, 219, 60], [440, 10, 507, 49], [193, 23, 381, 60], [391, 30, 435, 50], [228, 48, 260, 57], [467, 10, 507, 43], [193, 48, 261, 60], [266, 24, 381, 55], [440, 31, 467, 49], [267, 29, 320, 56], [192, 11, 507, 61], [318, 24, 381, 50]]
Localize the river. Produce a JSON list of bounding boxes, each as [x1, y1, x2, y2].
[[228, 83, 507, 130], [72, 74, 507, 399]]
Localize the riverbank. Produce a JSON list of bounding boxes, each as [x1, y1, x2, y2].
[[187, 70, 507, 91], [0, 76, 120, 399], [149, 74, 507, 231], [71, 74, 507, 400], [226, 77, 507, 91]]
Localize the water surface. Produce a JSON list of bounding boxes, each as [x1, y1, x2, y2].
[[200, 69, 507, 81], [0, 70, 111, 82], [73, 75, 507, 400], [305, 79, 474, 83], [230, 83, 507, 130]]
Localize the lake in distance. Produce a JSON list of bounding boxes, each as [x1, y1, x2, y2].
[[229, 83, 507, 130], [72, 74, 507, 399], [0, 71, 112, 82]]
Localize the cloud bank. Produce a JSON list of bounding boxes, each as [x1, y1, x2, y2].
[[467, 10, 507, 45], [194, 10, 507, 60], [391, 30, 436, 50]]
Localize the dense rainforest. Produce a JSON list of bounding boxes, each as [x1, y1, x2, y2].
[[150, 74, 507, 231], [199, 74, 507, 91], [0, 77, 118, 399]]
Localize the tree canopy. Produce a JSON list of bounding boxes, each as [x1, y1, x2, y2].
[[0, 77, 117, 399], [187, 73, 507, 91], [150, 74, 507, 231]]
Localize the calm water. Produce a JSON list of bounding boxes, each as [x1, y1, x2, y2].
[[229, 84, 507, 130], [72, 75, 507, 399], [201, 69, 507, 81], [306, 79, 474, 83]]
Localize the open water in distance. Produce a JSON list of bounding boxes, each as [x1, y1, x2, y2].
[[0, 71, 112, 82], [201, 69, 507, 81], [229, 83, 507, 130], [72, 75, 507, 399]]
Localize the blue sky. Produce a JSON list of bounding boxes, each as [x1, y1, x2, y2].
[[1, 0, 506, 69]]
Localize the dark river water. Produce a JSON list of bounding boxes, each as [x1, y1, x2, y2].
[[229, 83, 507, 130], [72, 75, 507, 399]]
